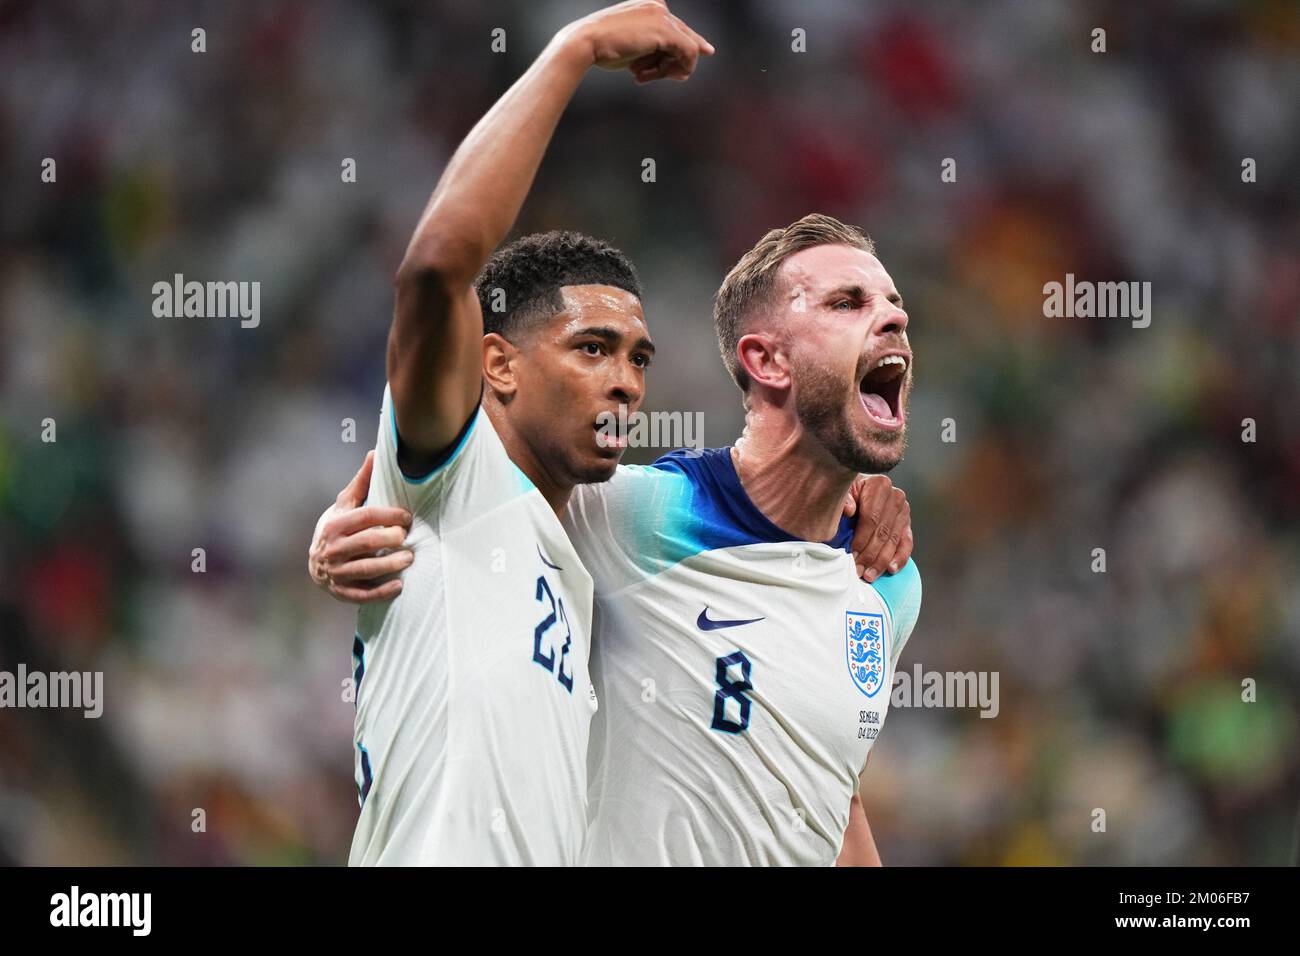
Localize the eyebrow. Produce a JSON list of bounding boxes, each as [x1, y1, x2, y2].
[[572, 326, 656, 355], [824, 285, 904, 309]]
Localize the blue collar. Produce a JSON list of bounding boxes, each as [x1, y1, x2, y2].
[[652, 447, 855, 553]]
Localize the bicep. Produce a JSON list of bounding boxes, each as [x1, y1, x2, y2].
[[387, 274, 484, 473]]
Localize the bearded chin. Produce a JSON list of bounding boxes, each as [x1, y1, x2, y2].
[[798, 390, 906, 475]]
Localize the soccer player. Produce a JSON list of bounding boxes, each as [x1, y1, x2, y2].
[[320, 214, 920, 867], [566, 214, 920, 865], [316, 7, 920, 863], [339, 0, 714, 865]]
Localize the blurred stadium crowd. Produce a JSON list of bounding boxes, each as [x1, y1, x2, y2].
[[1, 0, 1297, 865]]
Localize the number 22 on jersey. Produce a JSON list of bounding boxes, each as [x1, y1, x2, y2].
[[533, 567, 574, 693]]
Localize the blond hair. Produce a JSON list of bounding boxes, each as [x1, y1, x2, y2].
[[713, 213, 875, 391]]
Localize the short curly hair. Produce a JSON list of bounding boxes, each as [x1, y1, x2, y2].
[[476, 231, 642, 339]]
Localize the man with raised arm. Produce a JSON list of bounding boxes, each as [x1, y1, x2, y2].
[[347, 0, 712, 865], [320, 2, 922, 867]]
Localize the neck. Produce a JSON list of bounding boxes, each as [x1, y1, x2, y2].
[[485, 401, 573, 517], [731, 402, 857, 542]]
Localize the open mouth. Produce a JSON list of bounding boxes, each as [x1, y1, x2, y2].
[[593, 412, 628, 451], [858, 353, 908, 429]]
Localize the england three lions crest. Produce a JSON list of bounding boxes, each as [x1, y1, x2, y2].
[[846, 611, 887, 697]]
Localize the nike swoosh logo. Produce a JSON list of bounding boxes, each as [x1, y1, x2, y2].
[[697, 608, 765, 631]]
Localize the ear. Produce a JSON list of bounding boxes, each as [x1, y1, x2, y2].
[[483, 332, 519, 399], [737, 332, 790, 396]]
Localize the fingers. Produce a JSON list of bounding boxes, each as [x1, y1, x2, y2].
[[879, 486, 914, 574], [856, 487, 911, 581], [891, 524, 914, 573], [842, 475, 868, 518], [856, 515, 894, 582], [322, 524, 409, 564], [663, 21, 704, 78], [328, 504, 412, 539], [331, 578, 404, 605], [850, 478, 892, 574], [327, 549, 415, 585], [669, 12, 714, 57], [667, 23, 700, 77], [629, 51, 661, 74], [634, 35, 692, 81], [632, 50, 669, 82], [636, 57, 684, 83], [860, 507, 909, 582], [338, 450, 376, 507], [633, 17, 710, 83]]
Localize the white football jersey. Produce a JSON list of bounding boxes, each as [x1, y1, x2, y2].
[[349, 386, 597, 866], [564, 448, 921, 866]]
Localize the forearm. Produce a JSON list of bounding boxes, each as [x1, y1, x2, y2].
[[382, 3, 709, 458], [400, 30, 593, 281], [837, 793, 883, 866], [388, 28, 594, 456]]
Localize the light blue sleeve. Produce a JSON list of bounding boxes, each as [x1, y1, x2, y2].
[[564, 464, 699, 595], [869, 559, 922, 667]]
